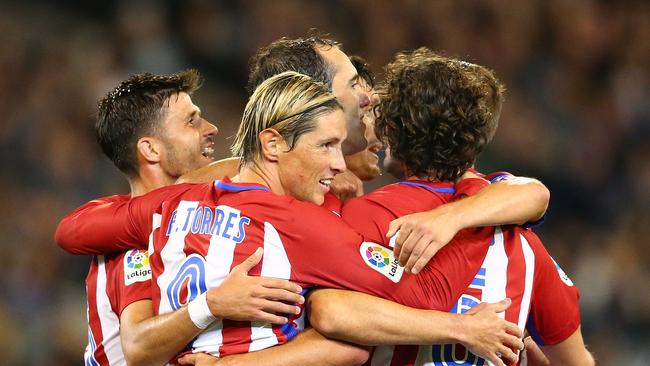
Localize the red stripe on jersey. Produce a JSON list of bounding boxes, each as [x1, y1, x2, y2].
[[86, 257, 111, 366]]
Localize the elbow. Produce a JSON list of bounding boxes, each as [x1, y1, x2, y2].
[[309, 309, 347, 339], [122, 343, 154, 366], [54, 220, 80, 254], [529, 180, 550, 220]]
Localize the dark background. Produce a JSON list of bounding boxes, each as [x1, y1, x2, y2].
[[1, 1, 648, 364]]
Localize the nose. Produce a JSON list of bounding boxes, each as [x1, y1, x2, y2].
[[331, 147, 347, 174], [202, 119, 219, 137], [358, 90, 371, 109]]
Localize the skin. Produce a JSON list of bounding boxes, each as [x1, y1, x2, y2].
[[243, 108, 348, 205], [115, 91, 304, 366], [318, 46, 370, 156]]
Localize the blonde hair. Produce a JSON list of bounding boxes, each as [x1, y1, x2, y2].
[[232, 71, 341, 166]]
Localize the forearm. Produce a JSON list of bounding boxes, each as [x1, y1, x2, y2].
[[308, 289, 465, 345], [452, 177, 549, 228], [216, 328, 369, 366], [176, 157, 240, 184], [121, 300, 202, 366]]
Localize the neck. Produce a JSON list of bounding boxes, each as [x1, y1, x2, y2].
[[129, 167, 175, 197], [233, 160, 284, 195]]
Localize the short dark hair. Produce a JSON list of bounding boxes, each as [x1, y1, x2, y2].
[[247, 34, 340, 95], [96, 69, 201, 177], [349, 55, 375, 88], [376, 48, 505, 182]]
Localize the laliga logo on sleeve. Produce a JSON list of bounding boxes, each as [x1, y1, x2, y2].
[[552, 258, 574, 286], [124, 249, 152, 285], [360, 242, 404, 283]]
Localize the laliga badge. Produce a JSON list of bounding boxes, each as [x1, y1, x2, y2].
[[124, 249, 152, 285], [360, 242, 404, 283]]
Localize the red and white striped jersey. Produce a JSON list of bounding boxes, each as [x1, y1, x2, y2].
[[56, 178, 497, 359], [82, 195, 153, 366], [85, 249, 152, 366], [342, 179, 580, 366]]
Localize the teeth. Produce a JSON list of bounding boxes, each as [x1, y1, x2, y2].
[[202, 146, 214, 157], [319, 179, 332, 186]]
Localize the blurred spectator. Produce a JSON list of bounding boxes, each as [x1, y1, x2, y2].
[[1, 1, 647, 364]]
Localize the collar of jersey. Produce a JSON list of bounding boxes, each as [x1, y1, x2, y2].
[[398, 180, 455, 194], [214, 179, 270, 192]]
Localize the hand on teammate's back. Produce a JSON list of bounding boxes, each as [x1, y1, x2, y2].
[[206, 248, 304, 324], [459, 298, 524, 366], [387, 204, 462, 274]]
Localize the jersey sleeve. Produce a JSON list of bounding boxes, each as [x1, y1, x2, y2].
[[281, 202, 451, 310], [112, 249, 153, 314], [523, 231, 581, 346], [55, 185, 181, 254], [340, 197, 394, 244]]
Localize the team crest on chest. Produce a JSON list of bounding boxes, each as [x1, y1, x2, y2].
[[124, 249, 152, 285], [360, 242, 404, 283]]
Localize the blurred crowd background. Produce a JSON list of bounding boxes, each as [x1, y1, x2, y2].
[[1, 0, 648, 364]]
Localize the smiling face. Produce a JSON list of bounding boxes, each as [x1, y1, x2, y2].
[[157, 92, 218, 178], [318, 46, 370, 156], [277, 109, 348, 205]]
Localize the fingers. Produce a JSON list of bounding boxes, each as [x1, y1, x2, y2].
[[177, 354, 197, 365], [491, 298, 512, 313], [386, 218, 402, 244], [258, 287, 305, 305], [504, 320, 524, 339], [484, 352, 506, 366], [503, 332, 525, 350], [258, 298, 301, 316], [498, 345, 519, 364], [258, 277, 303, 294], [405, 239, 441, 274], [397, 230, 423, 267], [232, 247, 263, 273]]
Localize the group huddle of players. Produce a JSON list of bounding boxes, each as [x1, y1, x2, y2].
[[55, 35, 594, 366]]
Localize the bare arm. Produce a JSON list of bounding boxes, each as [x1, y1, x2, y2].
[[176, 157, 240, 184], [121, 249, 305, 366], [177, 328, 369, 366], [539, 327, 595, 366], [389, 173, 550, 273], [308, 289, 524, 366]]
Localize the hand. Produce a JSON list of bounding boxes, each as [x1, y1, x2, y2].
[[207, 248, 304, 324], [521, 336, 550, 366], [178, 352, 220, 365], [330, 170, 363, 202], [386, 203, 462, 274], [460, 299, 524, 366]]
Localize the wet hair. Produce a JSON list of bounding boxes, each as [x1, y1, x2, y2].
[[232, 71, 341, 167], [96, 69, 201, 177], [376, 47, 505, 181]]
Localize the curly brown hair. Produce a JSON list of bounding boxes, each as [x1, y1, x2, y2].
[[376, 48, 505, 182]]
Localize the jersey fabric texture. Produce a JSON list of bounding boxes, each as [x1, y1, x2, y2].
[[82, 195, 153, 366], [57, 178, 495, 358]]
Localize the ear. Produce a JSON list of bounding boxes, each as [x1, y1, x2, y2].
[[258, 128, 285, 163], [136, 136, 163, 164]]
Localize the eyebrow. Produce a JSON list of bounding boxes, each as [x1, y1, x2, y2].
[[349, 73, 360, 85], [189, 108, 201, 119]]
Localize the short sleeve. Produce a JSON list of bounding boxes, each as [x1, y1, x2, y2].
[[524, 231, 581, 346]]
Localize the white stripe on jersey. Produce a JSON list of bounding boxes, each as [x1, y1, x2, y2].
[[481, 227, 508, 309], [148, 213, 162, 255], [157, 201, 198, 314], [248, 222, 292, 352], [518, 234, 535, 330], [94, 256, 125, 365]]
